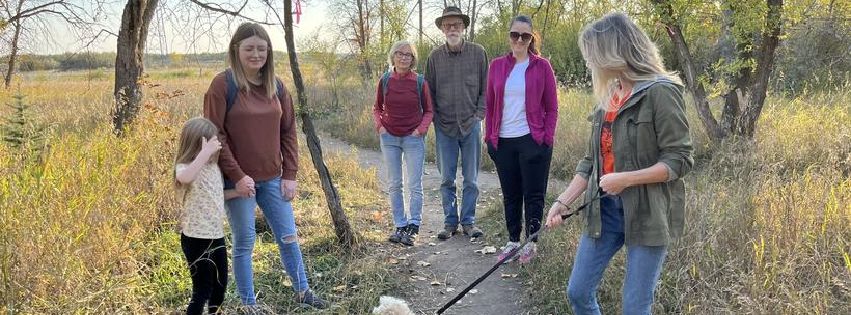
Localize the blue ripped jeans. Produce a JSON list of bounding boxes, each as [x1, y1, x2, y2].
[[226, 176, 309, 305]]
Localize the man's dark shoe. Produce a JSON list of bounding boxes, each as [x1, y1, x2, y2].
[[462, 225, 484, 238], [437, 225, 458, 240]]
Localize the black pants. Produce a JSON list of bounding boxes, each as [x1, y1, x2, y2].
[[180, 234, 228, 315], [487, 135, 552, 242]]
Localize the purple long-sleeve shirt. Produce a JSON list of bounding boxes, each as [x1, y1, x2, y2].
[[485, 52, 559, 149]]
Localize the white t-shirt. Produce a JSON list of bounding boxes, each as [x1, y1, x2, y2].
[[500, 59, 531, 138], [175, 163, 226, 239]]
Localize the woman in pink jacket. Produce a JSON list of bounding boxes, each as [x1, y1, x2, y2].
[[485, 15, 559, 264]]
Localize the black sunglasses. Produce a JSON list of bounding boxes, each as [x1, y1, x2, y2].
[[509, 31, 533, 42]]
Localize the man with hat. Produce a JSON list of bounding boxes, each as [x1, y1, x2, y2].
[[425, 6, 487, 240]]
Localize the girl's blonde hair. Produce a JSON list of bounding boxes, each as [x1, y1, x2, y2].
[[227, 23, 277, 99], [579, 12, 681, 111], [386, 40, 418, 71], [174, 117, 219, 191]]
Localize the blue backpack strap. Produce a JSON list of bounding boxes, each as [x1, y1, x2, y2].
[[380, 71, 392, 102], [224, 69, 239, 114], [416, 74, 425, 112], [275, 78, 284, 99]]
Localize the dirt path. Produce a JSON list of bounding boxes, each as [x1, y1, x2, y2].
[[320, 135, 566, 315]]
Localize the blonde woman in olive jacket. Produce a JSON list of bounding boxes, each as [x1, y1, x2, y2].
[[545, 13, 693, 315]]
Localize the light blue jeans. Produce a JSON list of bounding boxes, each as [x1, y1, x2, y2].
[[225, 177, 309, 305], [434, 120, 481, 227], [566, 195, 668, 315], [379, 133, 425, 228]]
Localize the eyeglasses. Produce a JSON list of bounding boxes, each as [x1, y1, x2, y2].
[[441, 22, 465, 30], [509, 31, 533, 42], [394, 51, 414, 59]]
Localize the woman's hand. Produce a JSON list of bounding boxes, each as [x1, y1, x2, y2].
[[599, 172, 633, 195], [281, 179, 298, 201], [411, 129, 421, 137], [378, 127, 387, 134], [545, 200, 571, 228], [236, 176, 256, 198]]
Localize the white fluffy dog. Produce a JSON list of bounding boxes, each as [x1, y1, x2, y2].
[[372, 296, 415, 315]]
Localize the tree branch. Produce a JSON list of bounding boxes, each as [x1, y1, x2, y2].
[[188, 0, 274, 25]]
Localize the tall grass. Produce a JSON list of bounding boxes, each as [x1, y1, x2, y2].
[[314, 76, 851, 313], [0, 70, 399, 314]]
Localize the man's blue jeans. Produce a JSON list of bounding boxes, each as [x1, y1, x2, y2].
[[434, 120, 481, 227], [566, 195, 668, 315], [226, 177, 309, 305], [379, 133, 425, 228]]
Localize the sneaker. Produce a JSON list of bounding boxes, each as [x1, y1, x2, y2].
[[497, 241, 522, 263], [437, 225, 458, 240], [388, 226, 406, 243], [518, 242, 538, 264], [462, 225, 484, 238], [400, 224, 419, 246], [296, 290, 329, 309]]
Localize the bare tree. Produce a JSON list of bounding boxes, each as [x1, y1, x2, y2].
[[0, 0, 91, 88], [652, 0, 785, 140], [113, 0, 159, 135]]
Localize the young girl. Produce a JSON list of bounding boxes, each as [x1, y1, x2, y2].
[[174, 117, 237, 315]]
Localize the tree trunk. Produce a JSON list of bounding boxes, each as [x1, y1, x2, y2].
[[738, 0, 783, 137], [3, 20, 21, 89], [469, 0, 477, 41], [113, 0, 159, 135], [652, 0, 726, 141], [283, 0, 355, 248], [418, 0, 422, 43]]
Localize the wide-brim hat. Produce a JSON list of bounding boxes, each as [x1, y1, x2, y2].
[[434, 6, 470, 29]]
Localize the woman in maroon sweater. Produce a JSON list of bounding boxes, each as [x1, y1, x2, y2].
[[373, 40, 434, 246]]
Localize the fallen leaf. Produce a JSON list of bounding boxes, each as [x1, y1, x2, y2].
[[417, 261, 431, 267], [430, 281, 442, 286], [388, 258, 399, 264], [428, 242, 436, 246], [469, 289, 478, 294], [332, 285, 346, 292], [446, 287, 456, 292], [501, 273, 519, 278]]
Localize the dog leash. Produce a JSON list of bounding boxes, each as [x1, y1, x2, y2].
[[435, 193, 607, 314]]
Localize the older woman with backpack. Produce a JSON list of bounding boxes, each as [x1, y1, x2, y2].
[[373, 40, 434, 247]]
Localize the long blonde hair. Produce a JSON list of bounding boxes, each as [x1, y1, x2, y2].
[[579, 12, 681, 111], [227, 23, 277, 99], [174, 117, 219, 191]]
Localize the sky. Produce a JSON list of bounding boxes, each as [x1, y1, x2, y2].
[[36, 0, 329, 55], [31, 0, 449, 55]]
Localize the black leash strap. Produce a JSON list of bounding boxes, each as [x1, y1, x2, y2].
[[435, 193, 607, 314]]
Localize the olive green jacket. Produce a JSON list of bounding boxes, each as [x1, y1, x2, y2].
[[575, 78, 694, 246]]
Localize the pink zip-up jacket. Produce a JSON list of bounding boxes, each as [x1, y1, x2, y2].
[[485, 52, 559, 149]]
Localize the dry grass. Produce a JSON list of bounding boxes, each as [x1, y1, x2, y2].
[[0, 69, 399, 314]]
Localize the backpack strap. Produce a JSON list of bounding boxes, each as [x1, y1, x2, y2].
[[225, 69, 239, 114], [416, 74, 424, 112], [380, 71, 392, 104]]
